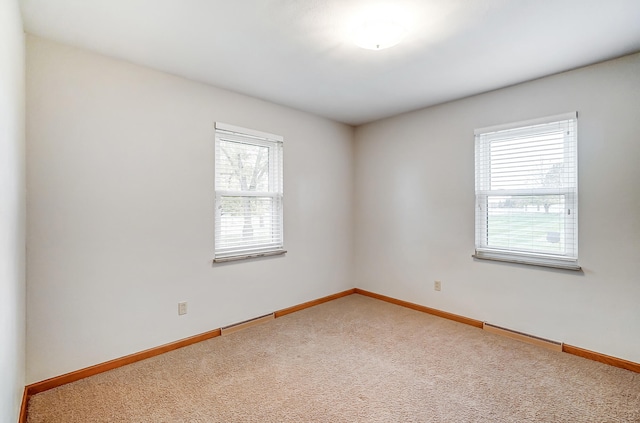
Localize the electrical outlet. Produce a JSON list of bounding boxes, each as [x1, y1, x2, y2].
[[178, 301, 187, 315], [434, 281, 441, 291]]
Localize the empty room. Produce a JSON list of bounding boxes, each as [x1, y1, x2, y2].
[[2, 0, 640, 422]]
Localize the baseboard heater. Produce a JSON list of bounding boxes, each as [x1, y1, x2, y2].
[[221, 312, 275, 336], [483, 322, 563, 352]]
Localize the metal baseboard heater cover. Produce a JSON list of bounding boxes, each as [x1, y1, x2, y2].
[[221, 313, 275, 336], [483, 322, 563, 352]]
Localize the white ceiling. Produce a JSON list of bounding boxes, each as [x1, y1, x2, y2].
[[20, 0, 640, 126]]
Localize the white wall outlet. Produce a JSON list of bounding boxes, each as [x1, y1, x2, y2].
[[178, 301, 187, 315], [434, 281, 442, 291]]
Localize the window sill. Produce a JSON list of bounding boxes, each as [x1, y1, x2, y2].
[[213, 249, 287, 263], [472, 253, 581, 271]]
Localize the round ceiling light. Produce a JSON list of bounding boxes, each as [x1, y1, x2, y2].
[[353, 19, 406, 50]]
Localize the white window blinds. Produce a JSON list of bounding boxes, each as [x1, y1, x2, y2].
[[474, 112, 579, 270], [214, 123, 284, 261]]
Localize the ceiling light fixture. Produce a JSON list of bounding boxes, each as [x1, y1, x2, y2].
[[353, 19, 406, 50]]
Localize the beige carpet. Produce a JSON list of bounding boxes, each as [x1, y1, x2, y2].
[[28, 294, 640, 422]]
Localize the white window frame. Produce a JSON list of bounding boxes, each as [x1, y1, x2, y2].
[[214, 122, 285, 262], [473, 112, 580, 270]]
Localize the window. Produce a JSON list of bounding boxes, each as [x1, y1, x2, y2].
[[474, 112, 579, 270], [214, 123, 284, 262]]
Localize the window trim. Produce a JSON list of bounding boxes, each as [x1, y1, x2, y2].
[[473, 112, 580, 271], [213, 122, 285, 262]]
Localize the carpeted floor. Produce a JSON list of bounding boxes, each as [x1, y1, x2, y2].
[[27, 294, 640, 422]]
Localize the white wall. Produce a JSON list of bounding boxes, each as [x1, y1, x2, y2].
[[26, 36, 354, 383], [355, 53, 640, 363], [0, 0, 26, 421], [24, 31, 640, 387]]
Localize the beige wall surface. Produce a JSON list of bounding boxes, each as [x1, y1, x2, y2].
[[354, 53, 640, 363], [26, 35, 354, 383], [0, 0, 26, 420], [25, 32, 640, 385]]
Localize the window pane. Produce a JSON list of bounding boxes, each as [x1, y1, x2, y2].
[[216, 140, 269, 192], [486, 195, 566, 254], [214, 124, 284, 259], [216, 196, 282, 250], [474, 114, 578, 267], [490, 131, 565, 190]]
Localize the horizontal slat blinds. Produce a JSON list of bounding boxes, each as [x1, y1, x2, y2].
[[215, 124, 284, 259], [474, 113, 578, 269]]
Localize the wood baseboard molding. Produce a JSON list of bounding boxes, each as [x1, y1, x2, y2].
[[274, 289, 356, 318], [355, 288, 639, 374], [26, 327, 222, 397], [22, 288, 356, 411], [19, 386, 29, 423], [18, 287, 640, 423], [563, 344, 640, 373], [354, 288, 484, 328]]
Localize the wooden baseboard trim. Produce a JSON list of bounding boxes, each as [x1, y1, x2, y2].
[[563, 344, 640, 373], [25, 327, 222, 397], [274, 288, 356, 318], [354, 288, 484, 328], [23, 288, 355, 403], [19, 287, 640, 422], [355, 288, 639, 374], [19, 386, 29, 423]]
